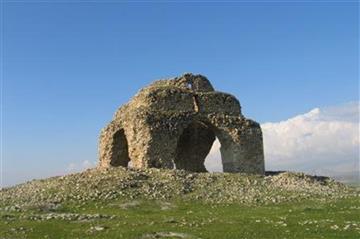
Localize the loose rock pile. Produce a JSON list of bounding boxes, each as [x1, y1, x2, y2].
[[22, 213, 115, 221], [0, 168, 357, 209]]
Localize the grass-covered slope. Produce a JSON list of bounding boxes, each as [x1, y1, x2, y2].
[[1, 168, 359, 238]]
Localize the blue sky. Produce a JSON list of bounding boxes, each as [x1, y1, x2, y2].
[[2, 2, 359, 186]]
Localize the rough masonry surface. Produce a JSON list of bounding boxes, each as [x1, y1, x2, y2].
[[98, 73, 265, 174]]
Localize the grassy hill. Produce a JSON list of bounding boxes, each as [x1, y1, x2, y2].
[[1, 167, 359, 238]]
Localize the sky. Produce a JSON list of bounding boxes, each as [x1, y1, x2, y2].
[[2, 1, 359, 186]]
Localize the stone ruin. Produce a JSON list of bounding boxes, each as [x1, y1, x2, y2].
[[98, 73, 265, 174]]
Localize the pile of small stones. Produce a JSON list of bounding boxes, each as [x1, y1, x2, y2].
[[21, 213, 115, 221], [0, 167, 358, 209]]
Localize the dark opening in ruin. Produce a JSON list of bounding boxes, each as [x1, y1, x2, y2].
[[174, 121, 220, 172], [110, 129, 130, 167]]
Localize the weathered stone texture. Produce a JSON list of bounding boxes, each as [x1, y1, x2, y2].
[[98, 73, 265, 174]]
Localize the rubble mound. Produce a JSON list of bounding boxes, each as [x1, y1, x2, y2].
[[1, 168, 356, 209]]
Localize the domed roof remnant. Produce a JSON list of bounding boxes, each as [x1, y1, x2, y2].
[[98, 73, 265, 174]]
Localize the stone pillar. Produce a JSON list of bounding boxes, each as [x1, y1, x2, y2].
[[215, 119, 265, 174]]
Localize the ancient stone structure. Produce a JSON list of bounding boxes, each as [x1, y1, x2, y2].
[[98, 73, 265, 174]]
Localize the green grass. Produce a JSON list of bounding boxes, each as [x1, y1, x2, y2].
[[1, 196, 359, 239]]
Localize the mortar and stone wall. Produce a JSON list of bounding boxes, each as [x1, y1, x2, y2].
[[98, 73, 265, 174]]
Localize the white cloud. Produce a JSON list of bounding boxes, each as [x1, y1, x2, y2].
[[82, 160, 94, 169], [262, 102, 359, 180], [66, 160, 96, 173], [204, 139, 222, 172], [205, 102, 359, 181], [66, 163, 77, 172]]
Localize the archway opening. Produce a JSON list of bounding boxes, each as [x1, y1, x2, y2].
[[110, 129, 130, 167], [174, 121, 223, 172]]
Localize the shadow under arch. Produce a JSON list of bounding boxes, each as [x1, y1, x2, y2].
[[174, 120, 228, 172], [109, 129, 130, 167]]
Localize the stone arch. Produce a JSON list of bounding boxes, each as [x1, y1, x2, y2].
[[210, 119, 265, 174], [202, 123, 242, 173], [99, 126, 131, 168], [174, 121, 216, 172], [172, 118, 265, 174]]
